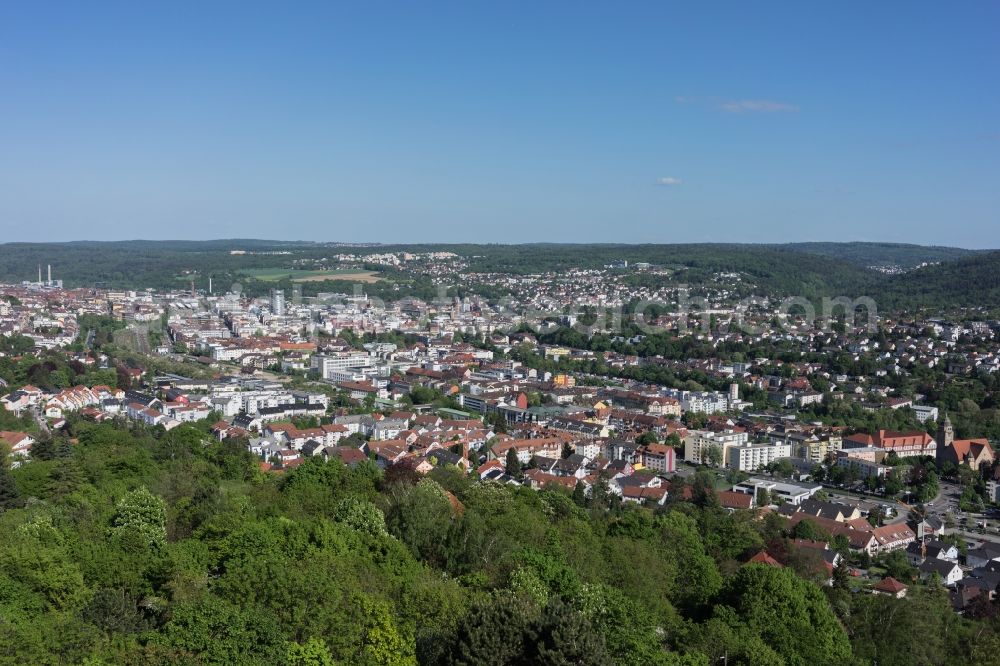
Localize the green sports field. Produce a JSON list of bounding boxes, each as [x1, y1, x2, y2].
[[237, 268, 383, 282]]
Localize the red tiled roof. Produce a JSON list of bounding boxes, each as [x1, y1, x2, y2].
[[330, 447, 368, 466], [951, 438, 993, 459], [748, 551, 783, 567], [718, 490, 753, 510], [873, 576, 908, 593], [621, 485, 668, 501]]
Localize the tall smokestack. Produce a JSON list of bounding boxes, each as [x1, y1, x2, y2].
[[208, 276, 212, 294], [47, 265, 51, 284], [38, 265, 42, 283]]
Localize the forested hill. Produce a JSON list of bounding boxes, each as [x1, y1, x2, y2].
[[0, 240, 996, 311], [0, 241, 868, 301], [780, 242, 981, 268], [884, 250, 1000, 309], [0, 418, 992, 665], [456, 244, 880, 299], [0, 241, 317, 292]]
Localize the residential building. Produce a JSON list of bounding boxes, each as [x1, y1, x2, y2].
[[684, 428, 748, 467], [919, 559, 963, 587], [638, 443, 676, 474], [727, 442, 792, 472]]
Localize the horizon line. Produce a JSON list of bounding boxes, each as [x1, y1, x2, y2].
[[0, 239, 992, 251]]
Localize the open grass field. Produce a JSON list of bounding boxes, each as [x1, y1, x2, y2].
[[238, 268, 384, 283], [293, 271, 383, 283]]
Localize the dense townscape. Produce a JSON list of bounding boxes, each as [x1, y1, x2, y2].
[[3, 241, 1000, 664]]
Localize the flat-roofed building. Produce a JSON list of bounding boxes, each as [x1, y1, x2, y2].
[[733, 477, 822, 506]]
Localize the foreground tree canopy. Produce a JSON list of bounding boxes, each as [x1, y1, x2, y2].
[[0, 418, 997, 665]]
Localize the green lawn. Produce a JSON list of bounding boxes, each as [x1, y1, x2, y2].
[[848, 577, 869, 592], [715, 476, 735, 491], [237, 268, 367, 281], [174, 268, 328, 282]]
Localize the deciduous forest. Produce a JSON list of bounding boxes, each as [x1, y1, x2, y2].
[[1, 417, 997, 665]]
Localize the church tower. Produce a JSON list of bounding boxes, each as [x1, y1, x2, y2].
[[936, 413, 954, 462]]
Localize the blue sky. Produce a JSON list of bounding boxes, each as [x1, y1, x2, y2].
[[1, 2, 997, 246]]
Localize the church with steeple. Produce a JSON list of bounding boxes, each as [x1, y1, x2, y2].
[[935, 413, 954, 456], [936, 413, 994, 472]]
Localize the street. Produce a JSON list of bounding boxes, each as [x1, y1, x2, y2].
[[30, 405, 50, 438]]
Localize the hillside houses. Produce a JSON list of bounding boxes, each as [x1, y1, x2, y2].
[[263, 422, 350, 449], [44, 385, 116, 417], [1, 385, 44, 414], [0, 430, 35, 459], [783, 512, 916, 556]]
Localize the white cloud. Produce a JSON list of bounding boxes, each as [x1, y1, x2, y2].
[[657, 177, 683, 186], [719, 99, 799, 114]]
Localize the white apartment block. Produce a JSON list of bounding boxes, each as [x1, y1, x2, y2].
[[727, 442, 792, 472], [312, 352, 374, 380], [324, 367, 380, 383], [684, 429, 749, 466], [769, 432, 843, 465], [663, 388, 731, 414]]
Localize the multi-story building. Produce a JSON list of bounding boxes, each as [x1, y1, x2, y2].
[[270, 289, 286, 316], [673, 390, 730, 414], [835, 451, 892, 478], [770, 431, 843, 465], [489, 437, 563, 464], [684, 428, 748, 466], [727, 442, 792, 472], [843, 429, 936, 458], [311, 352, 374, 380], [638, 443, 677, 474]]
